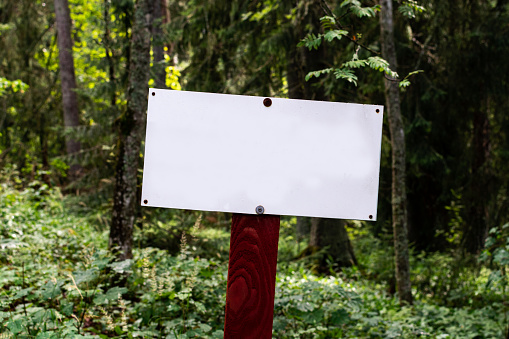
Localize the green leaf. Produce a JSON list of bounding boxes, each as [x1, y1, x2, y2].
[[12, 287, 33, 300], [195, 301, 206, 313], [352, 6, 377, 18], [176, 292, 191, 300], [7, 319, 24, 334], [399, 79, 411, 88], [305, 68, 333, 81], [320, 16, 337, 30], [40, 280, 63, 300], [398, 5, 416, 18], [398, 1, 426, 19], [323, 30, 349, 42], [302, 309, 325, 324], [73, 268, 99, 285], [298, 33, 322, 50], [367, 57, 398, 78], [114, 325, 124, 335], [93, 286, 128, 304], [296, 302, 316, 312], [331, 308, 350, 325], [108, 259, 133, 274], [199, 323, 212, 333], [333, 68, 358, 86], [61, 300, 74, 316], [342, 59, 368, 69], [341, 0, 361, 7], [341, 0, 379, 18], [406, 70, 424, 77], [486, 270, 503, 288], [493, 248, 509, 265], [367, 56, 389, 71]]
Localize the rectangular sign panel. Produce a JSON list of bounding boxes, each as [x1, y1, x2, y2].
[[141, 89, 383, 221]]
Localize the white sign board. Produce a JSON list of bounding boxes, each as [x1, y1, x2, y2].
[[141, 89, 383, 221]]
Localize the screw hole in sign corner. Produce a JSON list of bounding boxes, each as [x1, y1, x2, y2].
[[143, 199, 148, 205], [152, 92, 155, 96], [375, 109, 380, 113]]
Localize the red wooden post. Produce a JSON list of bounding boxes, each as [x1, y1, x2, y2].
[[224, 213, 281, 338]]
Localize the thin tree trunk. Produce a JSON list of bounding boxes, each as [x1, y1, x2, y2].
[[39, 113, 51, 186], [380, 0, 413, 305], [54, 0, 81, 177], [288, 37, 309, 243], [463, 99, 491, 253], [103, 0, 117, 106], [152, 0, 166, 88], [110, 0, 153, 261]]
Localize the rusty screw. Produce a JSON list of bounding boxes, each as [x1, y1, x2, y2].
[[369, 215, 373, 219], [152, 92, 155, 96], [375, 109, 380, 113], [263, 98, 272, 107], [143, 199, 148, 204]]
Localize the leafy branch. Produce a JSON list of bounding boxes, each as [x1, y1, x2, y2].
[[300, 0, 423, 88], [398, 0, 426, 19], [398, 70, 424, 88], [319, 0, 380, 55]]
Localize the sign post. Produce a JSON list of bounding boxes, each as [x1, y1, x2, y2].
[[141, 89, 384, 338], [224, 214, 280, 338]]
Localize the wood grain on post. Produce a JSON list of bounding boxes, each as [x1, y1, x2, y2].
[[224, 213, 280, 339]]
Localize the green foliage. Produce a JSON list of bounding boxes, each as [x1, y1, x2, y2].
[[333, 68, 358, 86], [340, 0, 380, 18], [304, 68, 333, 81], [480, 223, 509, 335], [0, 78, 29, 97], [298, 33, 324, 50], [304, 64, 359, 85], [1, 0, 509, 336], [1, 184, 507, 338], [398, 0, 426, 19], [299, 4, 401, 87], [366, 56, 398, 78], [298, 29, 348, 50]]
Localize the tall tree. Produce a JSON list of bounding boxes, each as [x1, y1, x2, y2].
[[110, 0, 153, 261], [380, 0, 412, 304], [54, 0, 81, 177]]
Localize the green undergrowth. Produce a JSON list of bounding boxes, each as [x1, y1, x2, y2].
[[0, 183, 507, 338]]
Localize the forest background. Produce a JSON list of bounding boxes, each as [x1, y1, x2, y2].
[[1, 0, 509, 338]]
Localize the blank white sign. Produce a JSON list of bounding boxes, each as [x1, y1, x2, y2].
[[141, 89, 383, 221]]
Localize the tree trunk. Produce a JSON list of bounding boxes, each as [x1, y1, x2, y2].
[[463, 101, 491, 253], [54, 0, 81, 177], [110, 0, 152, 261], [152, 0, 166, 88], [103, 0, 117, 106], [296, 216, 311, 239], [380, 0, 413, 305], [288, 40, 310, 243], [310, 218, 357, 270]]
